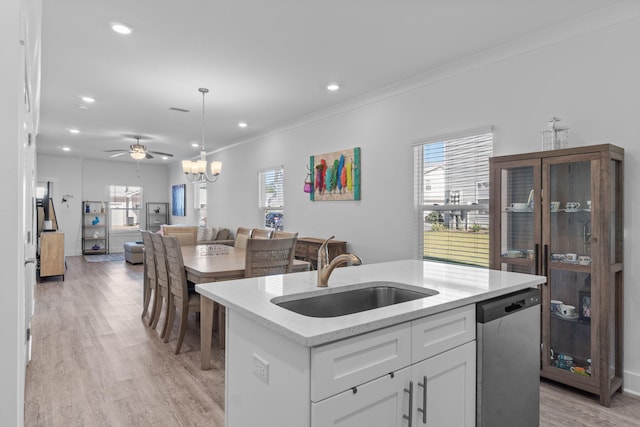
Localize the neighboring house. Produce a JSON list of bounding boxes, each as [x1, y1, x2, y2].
[[423, 164, 445, 204]]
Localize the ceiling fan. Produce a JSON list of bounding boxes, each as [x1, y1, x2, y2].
[[104, 136, 174, 160]]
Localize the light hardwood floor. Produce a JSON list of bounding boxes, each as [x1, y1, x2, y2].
[[25, 256, 640, 426]]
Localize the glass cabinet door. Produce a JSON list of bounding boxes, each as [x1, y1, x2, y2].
[[543, 158, 595, 380], [494, 160, 541, 275]]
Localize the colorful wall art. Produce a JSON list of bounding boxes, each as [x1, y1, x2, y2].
[[310, 147, 360, 201], [171, 184, 186, 216]]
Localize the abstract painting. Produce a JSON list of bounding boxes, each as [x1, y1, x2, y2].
[[310, 147, 360, 201], [172, 184, 186, 216]]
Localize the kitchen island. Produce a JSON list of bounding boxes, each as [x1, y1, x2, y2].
[[196, 259, 546, 427]]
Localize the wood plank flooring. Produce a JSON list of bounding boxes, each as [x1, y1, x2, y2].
[[25, 256, 640, 426]]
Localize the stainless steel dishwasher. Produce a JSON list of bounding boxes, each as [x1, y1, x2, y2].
[[476, 287, 541, 427]]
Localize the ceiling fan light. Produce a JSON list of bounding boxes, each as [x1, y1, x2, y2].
[[130, 151, 146, 160], [210, 161, 222, 176]]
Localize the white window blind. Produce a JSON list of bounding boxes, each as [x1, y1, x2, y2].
[[259, 166, 285, 230], [196, 183, 207, 226], [414, 129, 493, 267], [258, 166, 284, 209]]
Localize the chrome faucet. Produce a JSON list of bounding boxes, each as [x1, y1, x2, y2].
[[317, 236, 362, 287]]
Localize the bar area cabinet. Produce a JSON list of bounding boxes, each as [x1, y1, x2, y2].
[[489, 144, 623, 406], [82, 200, 109, 255]]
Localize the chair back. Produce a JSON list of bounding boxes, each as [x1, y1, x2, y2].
[[140, 231, 156, 284], [234, 227, 254, 249], [273, 231, 298, 240], [162, 226, 198, 246], [150, 232, 169, 294], [244, 236, 297, 278], [252, 228, 274, 239], [162, 235, 189, 302]]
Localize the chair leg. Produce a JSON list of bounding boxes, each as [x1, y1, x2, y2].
[[141, 274, 150, 320], [147, 286, 158, 327], [218, 306, 226, 349], [163, 303, 175, 343], [174, 307, 189, 354], [150, 290, 164, 329]]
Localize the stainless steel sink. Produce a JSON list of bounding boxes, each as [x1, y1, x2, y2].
[[273, 282, 438, 318]]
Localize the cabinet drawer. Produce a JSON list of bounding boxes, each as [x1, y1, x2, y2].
[[311, 365, 412, 427], [311, 323, 411, 402], [411, 304, 475, 362]]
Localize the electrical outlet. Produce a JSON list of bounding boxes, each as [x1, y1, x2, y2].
[[253, 353, 269, 383]]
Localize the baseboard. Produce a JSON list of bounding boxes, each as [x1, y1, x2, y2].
[[624, 369, 640, 397]]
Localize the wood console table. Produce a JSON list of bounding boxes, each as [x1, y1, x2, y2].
[[295, 237, 347, 270]]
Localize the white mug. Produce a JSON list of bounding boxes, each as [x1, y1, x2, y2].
[[550, 201, 560, 211], [565, 202, 580, 210], [566, 253, 577, 262]]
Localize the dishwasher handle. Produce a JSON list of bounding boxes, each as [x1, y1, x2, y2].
[[504, 300, 525, 313]]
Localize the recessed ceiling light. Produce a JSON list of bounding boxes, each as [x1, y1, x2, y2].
[[327, 83, 340, 91], [191, 142, 200, 148], [162, 156, 169, 160], [81, 96, 95, 103], [238, 122, 248, 128], [61, 146, 71, 152], [111, 22, 133, 35], [77, 104, 89, 110], [69, 128, 80, 134]]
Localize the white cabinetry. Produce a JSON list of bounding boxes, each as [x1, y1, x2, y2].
[[226, 305, 476, 427]]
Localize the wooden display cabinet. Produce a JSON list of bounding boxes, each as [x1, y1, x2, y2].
[[489, 144, 624, 406]]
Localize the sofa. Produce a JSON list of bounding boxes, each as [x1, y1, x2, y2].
[[160, 225, 234, 246]]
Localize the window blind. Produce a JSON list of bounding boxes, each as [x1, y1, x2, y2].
[[258, 166, 284, 209], [414, 130, 493, 267]]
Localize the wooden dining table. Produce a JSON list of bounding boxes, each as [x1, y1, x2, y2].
[[181, 244, 310, 370]]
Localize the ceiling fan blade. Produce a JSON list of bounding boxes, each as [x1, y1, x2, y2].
[[109, 152, 129, 158], [147, 151, 174, 157], [145, 153, 154, 159], [104, 149, 128, 153]]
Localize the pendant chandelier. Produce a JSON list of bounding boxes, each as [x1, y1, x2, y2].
[[181, 88, 222, 182]]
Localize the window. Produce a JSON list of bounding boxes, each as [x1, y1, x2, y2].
[[414, 129, 493, 267], [258, 166, 284, 230], [109, 185, 142, 231], [196, 183, 207, 227]]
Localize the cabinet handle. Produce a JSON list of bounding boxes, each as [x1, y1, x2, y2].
[[403, 381, 414, 427], [24, 258, 36, 265], [418, 376, 427, 424], [534, 243, 539, 275]]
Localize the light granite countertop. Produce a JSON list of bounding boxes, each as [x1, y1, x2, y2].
[[195, 259, 546, 347]]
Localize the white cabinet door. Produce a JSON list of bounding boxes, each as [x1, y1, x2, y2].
[[312, 367, 412, 427], [411, 341, 476, 427]]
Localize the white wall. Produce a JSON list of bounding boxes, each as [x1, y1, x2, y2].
[[169, 17, 640, 394], [37, 154, 170, 255]]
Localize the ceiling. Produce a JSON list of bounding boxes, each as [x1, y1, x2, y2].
[[37, 0, 628, 164]]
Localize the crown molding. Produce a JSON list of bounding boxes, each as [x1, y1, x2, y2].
[[212, 1, 640, 155]]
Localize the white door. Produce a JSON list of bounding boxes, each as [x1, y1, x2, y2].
[[412, 341, 476, 427], [312, 367, 412, 427]]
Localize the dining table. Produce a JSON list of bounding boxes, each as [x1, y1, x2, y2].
[[181, 244, 310, 370]]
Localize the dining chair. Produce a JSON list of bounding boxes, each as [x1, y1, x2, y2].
[[216, 235, 299, 349], [252, 228, 274, 239], [234, 226, 254, 249], [162, 235, 201, 354], [162, 226, 198, 246], [140, 231, 157, 326], [272, 230, 298, 239], [150, 232, 172, 339], [244, 236, 298, 278]]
